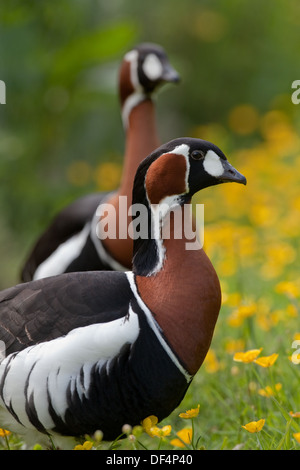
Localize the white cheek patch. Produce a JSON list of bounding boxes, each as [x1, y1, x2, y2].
[[142, 54, 163, 81], [203, 150, 224, 177]]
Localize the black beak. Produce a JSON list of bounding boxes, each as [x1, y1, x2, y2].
[[220, 160, 247, 185], [161, 64, 180, 83]]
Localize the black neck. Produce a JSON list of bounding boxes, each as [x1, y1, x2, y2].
[[131, 159, 157, 276], [131, 156, 190, 276]]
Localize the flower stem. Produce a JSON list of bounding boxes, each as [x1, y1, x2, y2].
[[4, 433, 10, 451]]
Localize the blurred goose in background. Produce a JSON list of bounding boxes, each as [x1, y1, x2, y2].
[[21, 43, 180, 281]]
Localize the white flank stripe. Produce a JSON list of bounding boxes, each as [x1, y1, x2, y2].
[[33, 223, 91, 280], [126, 271, 192, 383], [0, 310, 140, 433]]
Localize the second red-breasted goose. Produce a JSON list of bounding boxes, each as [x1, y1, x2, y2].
[[0, 137, 246, 448], [21, 43, 179, 281]]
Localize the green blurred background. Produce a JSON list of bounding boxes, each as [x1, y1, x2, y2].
[[0, 0, 299, 289]]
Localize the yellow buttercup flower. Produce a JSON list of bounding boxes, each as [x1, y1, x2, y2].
[[242, 419, 265, 433], [142, 415, 158, 428], [233, 348, 262, 364], [286, 305, 298, 318], [275, 281, 299, 298], [289, 411, 300, 418], [149, 425, 172, 438], [142, 415, 158, 436], [170, 428, 192, 448], [94, 161, 122, 191], [254, 353, 279, 368], [204, 349, 222, 373], [293, 433, 300, 444], [258, 383, 282, 397], [228, 104, 259, 136], [0, 429, 11, 437], [179, 404, 200, 419], [142, 415, 171, 438], [227, 303, 257, 327], [73, 440, 93, 450]]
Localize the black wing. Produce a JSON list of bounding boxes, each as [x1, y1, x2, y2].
[[21, 192, 109, 281], [0, 270, 133, 356]]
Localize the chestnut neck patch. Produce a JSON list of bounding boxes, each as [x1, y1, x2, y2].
[[145, 152, 188, 206]]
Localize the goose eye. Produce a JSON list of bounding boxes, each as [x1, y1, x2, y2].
[[191, 150, 205, 160]]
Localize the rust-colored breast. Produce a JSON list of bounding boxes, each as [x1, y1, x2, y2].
[[136, 221, 221, 376]]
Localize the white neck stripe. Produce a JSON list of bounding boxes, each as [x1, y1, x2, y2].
[[143, 144, 191, 276], [126, 271, 192, 382], [121, 92, 146, 129]]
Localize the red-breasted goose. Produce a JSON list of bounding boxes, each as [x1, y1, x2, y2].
[[21, 43, 179, 281], [0, 137, 246, 448]]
